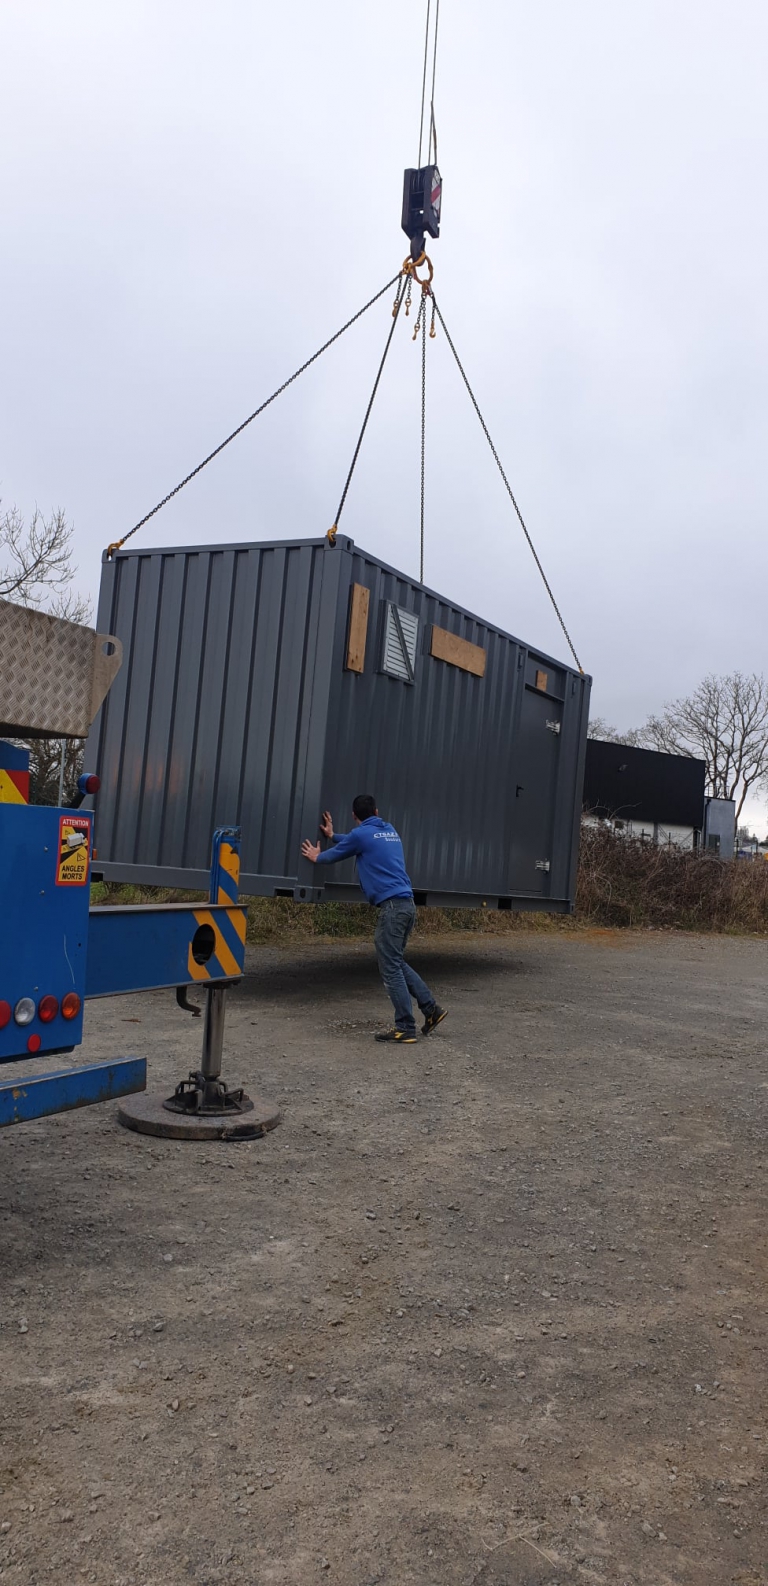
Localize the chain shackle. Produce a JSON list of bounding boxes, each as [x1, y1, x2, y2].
[[402, 251, 434, 289]]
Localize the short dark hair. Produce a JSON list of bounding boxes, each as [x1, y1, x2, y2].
[[352, 793, 377, 822]]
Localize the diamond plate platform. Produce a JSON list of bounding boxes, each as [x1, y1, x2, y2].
[[0, 598, 122, 738]]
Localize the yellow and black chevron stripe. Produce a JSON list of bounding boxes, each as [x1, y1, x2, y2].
[[187, 906, 247, 982], [215, 840, 240, 905]]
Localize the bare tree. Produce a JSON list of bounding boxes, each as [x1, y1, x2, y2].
[[26, 735, 86, 807], [587, 716, 642, 745], [1, 501, 93, 802], [639, 673, 768, 821], [0, 501, 77, 607], [46, 588, 92, 625]]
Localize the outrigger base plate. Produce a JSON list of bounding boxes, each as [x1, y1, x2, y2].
[[117, 1088, 281, 1141]]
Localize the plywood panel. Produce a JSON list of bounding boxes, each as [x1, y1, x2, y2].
[[345, 583, 370, 673], [430, 624, 486, 678]]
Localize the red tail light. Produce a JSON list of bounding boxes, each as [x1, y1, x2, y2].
[[38, 995, 59, 1023], [0, 1001, 10, 1029], [27, 1034, 41, 1053], [61, 992, 81, 1021]]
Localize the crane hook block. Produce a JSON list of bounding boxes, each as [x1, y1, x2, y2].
[[402, 164, 442, 262]]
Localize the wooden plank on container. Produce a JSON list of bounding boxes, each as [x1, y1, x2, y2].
[[430, 625, 486, 678], [345, 583, 370, 673], [535, 669, 548, 692]]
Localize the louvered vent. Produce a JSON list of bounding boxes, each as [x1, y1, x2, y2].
[[382, 603, 419, 682]]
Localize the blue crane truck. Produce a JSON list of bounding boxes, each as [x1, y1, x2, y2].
[[0, 596, 258, 1136]]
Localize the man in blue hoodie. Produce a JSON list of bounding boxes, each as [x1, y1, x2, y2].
[[301, 794, 447, 1044]]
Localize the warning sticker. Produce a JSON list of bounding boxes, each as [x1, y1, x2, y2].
[[56, 815, 91, 886]]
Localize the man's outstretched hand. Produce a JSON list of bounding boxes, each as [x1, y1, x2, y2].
[[302, 811, 333, 862]]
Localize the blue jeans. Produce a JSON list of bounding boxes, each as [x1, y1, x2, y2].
[[374, 896, 435, 1035]]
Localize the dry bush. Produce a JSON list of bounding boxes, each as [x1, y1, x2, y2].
[[577, 822, 768, 932]]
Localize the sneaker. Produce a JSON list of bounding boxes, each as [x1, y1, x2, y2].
[[422, 1004, 447, 1036], [374, 1027, 417, 1043]]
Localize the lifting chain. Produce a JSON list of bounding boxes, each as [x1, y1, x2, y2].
[[396, 251, 436, 332], [399, 251, 436, 340]]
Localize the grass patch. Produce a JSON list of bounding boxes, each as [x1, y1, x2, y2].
[[90, 881, 208, 907]]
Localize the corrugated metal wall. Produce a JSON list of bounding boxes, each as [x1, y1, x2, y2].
[[89, 535, 590, 906], [316, 546, 588, 902], [320, 548, 523, 897], [91, 539, 339, 884]]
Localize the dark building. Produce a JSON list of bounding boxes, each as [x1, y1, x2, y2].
[[583, 739, 706, 846]]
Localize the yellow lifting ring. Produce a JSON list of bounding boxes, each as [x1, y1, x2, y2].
[[402, 252, 434, 288]]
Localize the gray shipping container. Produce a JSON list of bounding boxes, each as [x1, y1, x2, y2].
[[87, 534, 591, 911]]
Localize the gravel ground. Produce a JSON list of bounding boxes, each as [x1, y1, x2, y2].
[[0, 927, 766, 1586]]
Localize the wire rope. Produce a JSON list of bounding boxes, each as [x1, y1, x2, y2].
[[428, 0, 441, 162], [430, 292, 584, 673], [330, 274, 408, 537], [420, 307, 427, 583], [417, 0, 432, 167]]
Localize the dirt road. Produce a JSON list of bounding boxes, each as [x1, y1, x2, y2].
[[1, 929, 766, 1585]]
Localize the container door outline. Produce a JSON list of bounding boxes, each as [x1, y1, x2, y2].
[[507, 673, 564, 896]]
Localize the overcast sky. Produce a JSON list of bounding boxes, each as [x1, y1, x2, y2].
[[2, 2, 767, 824]]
